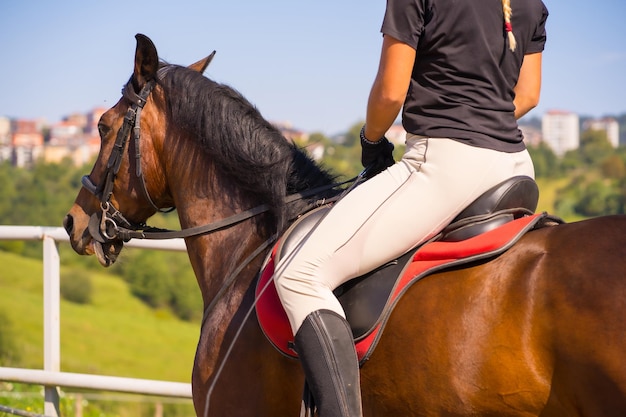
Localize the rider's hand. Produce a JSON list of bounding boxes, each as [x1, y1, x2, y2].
[[360, 126, 395, 179]]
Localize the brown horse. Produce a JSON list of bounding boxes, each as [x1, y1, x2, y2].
[[64, 34, 626, 416]]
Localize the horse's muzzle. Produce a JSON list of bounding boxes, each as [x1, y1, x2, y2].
[[63, 212, 124, 267]]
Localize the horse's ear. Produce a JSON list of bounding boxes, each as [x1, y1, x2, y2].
[[133, 34, 159, 86], [189, 51, 216, 74]]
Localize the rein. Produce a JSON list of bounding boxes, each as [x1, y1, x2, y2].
[[113, 181, 348, 241]]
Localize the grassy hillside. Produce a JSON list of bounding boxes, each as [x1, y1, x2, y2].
[[0, 250, 199, 383]]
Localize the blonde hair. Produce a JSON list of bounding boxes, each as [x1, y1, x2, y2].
[[502, 0, 517, 52]]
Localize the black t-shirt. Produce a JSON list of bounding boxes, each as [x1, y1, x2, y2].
[[382, 0, 548, 152]]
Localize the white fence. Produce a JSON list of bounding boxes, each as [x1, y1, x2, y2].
[[0, 226, 191, 417]]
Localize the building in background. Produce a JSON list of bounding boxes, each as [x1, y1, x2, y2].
[[0, 116, 11, 162], [541, 110, 580, 156], [1, 106, 624, 169], [583, 117, 620, 148], [45, 117, 93, 166], [0, 109, 106, 168], [11, 119, 45, 167]]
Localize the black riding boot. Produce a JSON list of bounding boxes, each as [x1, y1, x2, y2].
[[294, 309, 363, 417]]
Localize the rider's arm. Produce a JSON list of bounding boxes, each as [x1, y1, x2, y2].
[[514, 52, 542, 119], [364, 35, 416, 142]]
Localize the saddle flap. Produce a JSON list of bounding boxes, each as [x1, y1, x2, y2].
[[335, 250, 415, 339]]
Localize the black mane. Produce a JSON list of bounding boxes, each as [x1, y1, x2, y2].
[[156, 64, 337, 232]]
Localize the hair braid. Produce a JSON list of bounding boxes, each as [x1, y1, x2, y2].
[[502, 0, 517, 52]]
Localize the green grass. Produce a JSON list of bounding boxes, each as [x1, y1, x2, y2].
[[0, 250, 199, 383]]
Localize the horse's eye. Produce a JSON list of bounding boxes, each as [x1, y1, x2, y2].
[[98, 123, 111, 138]]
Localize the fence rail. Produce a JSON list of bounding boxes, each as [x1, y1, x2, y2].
[[0, 226, 191, 417]]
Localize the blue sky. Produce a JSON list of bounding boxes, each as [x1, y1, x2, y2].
[[1, 0, 625, 135]]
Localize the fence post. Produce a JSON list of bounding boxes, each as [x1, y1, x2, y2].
[[43, 235, 61, 417]]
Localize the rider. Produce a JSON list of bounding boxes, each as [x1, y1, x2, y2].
[[274, 0, 549, 415]]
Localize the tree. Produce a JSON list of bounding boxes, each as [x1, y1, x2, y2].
[[574, 180, 616, 217], [343, 123, 363, 147], [601, 154, 626, 179], [121, 250, 174, 309], [117, 248, 202, 321], [578, 129, 614, 166], [316, 122, 365, 179]]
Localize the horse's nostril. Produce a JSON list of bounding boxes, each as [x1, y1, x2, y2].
[[63, 214, 74, 235]]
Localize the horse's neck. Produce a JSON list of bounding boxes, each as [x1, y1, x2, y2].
[[186, 221, 269, 371], [169, 159, 270, 368]]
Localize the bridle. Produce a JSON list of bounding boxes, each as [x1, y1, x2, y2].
[[81, 77, 169, 243], [81, 72, 352, 244]]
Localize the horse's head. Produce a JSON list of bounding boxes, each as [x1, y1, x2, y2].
[[63, 34, 215, 266]]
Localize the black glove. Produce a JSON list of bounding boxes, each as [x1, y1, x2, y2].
[[360, 126, 395, 178]]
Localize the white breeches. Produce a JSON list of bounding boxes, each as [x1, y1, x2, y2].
[[274, 136, 535, 333]]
